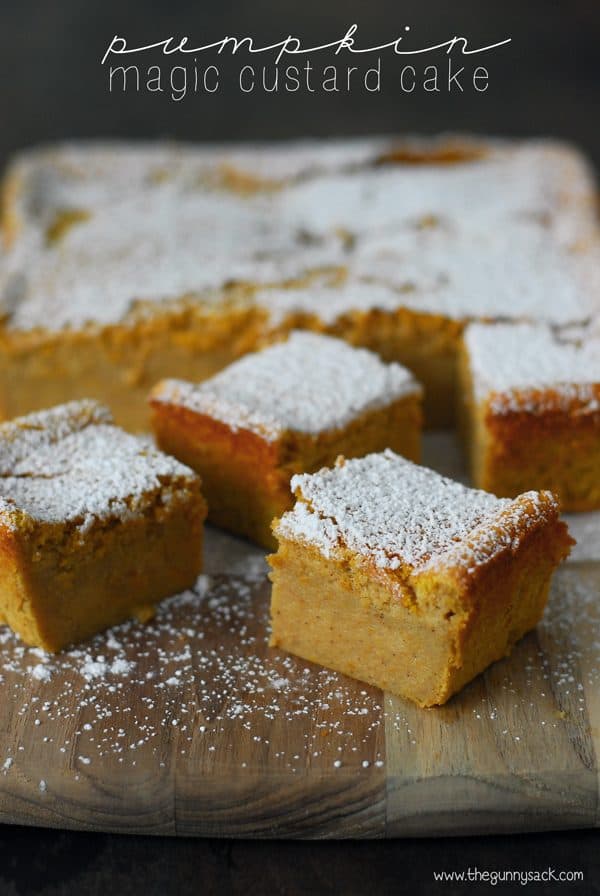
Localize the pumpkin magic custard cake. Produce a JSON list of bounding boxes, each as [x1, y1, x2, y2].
[[0, 400, 206, 651], [269, 451, 573, 707], [0, 136, 598, 429], [150, 332, 422, 549], [0, 135, 591, 705], [459, 322, 600, 510]]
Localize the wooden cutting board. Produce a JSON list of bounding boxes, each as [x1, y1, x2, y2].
[[1, 438, 599, 839]]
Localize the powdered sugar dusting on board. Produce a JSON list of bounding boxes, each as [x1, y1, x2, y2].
[[0, 568, 386, 777], [464, 321, 600, 412], [278, 450, 559, 572], [0, 400, 200, 528], [153, 332, 421, 440], [0, 560, 598, 790]]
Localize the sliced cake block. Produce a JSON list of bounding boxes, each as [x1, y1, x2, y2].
[[269, 451, 573, 707], [150, 332, 422, 549], [459, 321, 600, 510], [1, 137, 596, 430], [0, 400, 206, 651]]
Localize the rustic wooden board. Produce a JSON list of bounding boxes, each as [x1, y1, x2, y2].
[[0, 438, 599, 839]]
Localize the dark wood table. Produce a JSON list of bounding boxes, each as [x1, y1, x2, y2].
[[1, 825, 598, 895]]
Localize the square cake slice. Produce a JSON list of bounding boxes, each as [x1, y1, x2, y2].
[[268, 451, 573, 707], [0, 400, 207, 651], [150, 332, 422, 549], [459, 322, 600, 510]]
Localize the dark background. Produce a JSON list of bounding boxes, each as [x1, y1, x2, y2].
[[0, 0, 598, 165], [0, 1, 599, 894], [1, 825, 599, 896]]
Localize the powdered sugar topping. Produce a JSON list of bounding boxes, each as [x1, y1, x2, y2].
[[1, 137, 597, 332], [278, 450, 556, 572], [464, 322, 600, 412], [0, 400, 200, 529], [154, 332, 421, 440]]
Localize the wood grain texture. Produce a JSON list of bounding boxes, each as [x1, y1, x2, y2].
[[0, 436, 599, 839], [0, 567, 386, 839], [0, 554, 598, 838]]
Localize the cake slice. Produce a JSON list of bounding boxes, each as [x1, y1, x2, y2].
[[459, 322, 600, 510], [150, 332, 422, 549], [268, 451, 573, 707], [0, 400, 206, 651]]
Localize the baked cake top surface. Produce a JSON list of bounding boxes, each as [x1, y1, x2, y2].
[[464, 322, 600, 412], [257, 228, 600, 327], [1, 136, 597, 332], [8, 137, 394, 213], [281, 143, 594, 244], [153, 332, 421, 441], [277, 450, 556, 574], [0, 400, 199, 530], [0, 183, 344, 331]]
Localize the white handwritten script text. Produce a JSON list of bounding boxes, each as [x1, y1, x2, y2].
[[102, 24, 511, 100]]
